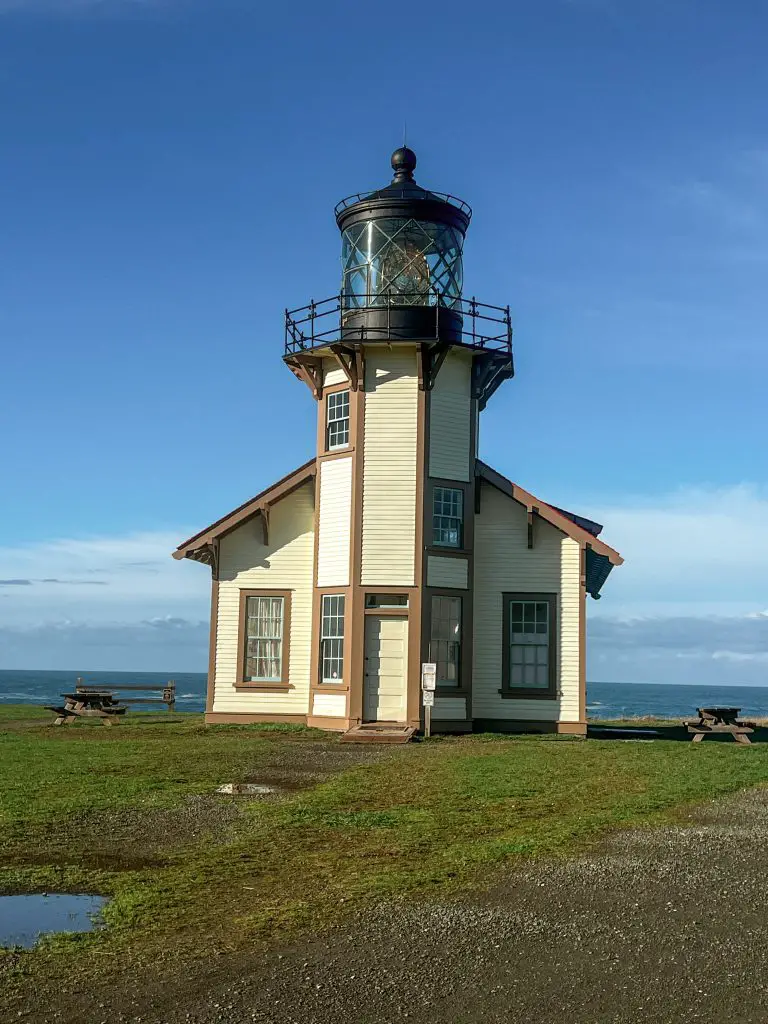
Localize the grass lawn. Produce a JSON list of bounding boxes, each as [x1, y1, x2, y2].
[[3, 704, 768, 1010]]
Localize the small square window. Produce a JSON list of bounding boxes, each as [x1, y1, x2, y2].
[[326, 391, 350, 451]]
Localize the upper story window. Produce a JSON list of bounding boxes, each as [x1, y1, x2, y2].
[[326, 390, 350, 450], [432, 487, 463, 548]]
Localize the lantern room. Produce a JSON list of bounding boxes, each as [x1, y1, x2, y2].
[[283, 146, 514, 410], [335, 147, 470, 342]]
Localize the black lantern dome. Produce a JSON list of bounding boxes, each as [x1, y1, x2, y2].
[[284, 147, 513, 397], [334, 148, 472, 341]]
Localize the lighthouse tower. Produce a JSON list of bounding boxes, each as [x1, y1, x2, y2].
[[175, 146, 621, 738], [284, 148, 513, 730]]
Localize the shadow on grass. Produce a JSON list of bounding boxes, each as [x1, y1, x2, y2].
[[588, 722, 768, 744]]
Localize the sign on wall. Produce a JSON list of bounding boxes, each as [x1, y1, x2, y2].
[[421, 663, 437, 691]]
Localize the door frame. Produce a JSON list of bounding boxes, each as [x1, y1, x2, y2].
[[362, 612, 409, 723]]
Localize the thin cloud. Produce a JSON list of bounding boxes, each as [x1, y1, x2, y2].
[[0, 0, 184, 13], [0, 618, 208, 672], [589, 612, 768, 686], [0, 529, 209, 629], [38, 578, 109, 586]]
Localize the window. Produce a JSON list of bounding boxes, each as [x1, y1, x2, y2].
[[432, 487, 463, 548], [242, 595, 285, 683], [430, 595, 461, 688], [326, 390, 350, 450], [321, 594, 345, 683], [502, 594, 556, 698], [364, 594, 409, 609]]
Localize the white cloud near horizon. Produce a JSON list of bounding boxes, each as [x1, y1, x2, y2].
[[587, 483, 768, 620], [0, 530, 209, 632]]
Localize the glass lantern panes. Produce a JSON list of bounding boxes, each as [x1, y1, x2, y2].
[[341, 218, 463, 310], [321, 594, 345, 682], [430, 596, 461, 687], [509, 601, 551, 689], [244, 596, 284, 682], [433, 487, 463, 547], [326, 390, 350, 450]]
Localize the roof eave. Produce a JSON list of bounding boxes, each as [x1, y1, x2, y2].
[[475, 461, 623, 567], [172, 459, 316, 562]]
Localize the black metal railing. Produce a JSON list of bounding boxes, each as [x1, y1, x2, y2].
[[334, 189, 472, 220], [284, 293, 512, 356]]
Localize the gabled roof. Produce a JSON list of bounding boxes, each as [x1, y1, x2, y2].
[[475, 461, 622, 598], [172, 459, 316, 564]]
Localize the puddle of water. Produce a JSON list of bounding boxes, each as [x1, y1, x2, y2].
[[0, 894, 108, 949], [216, 783, 277, 795]]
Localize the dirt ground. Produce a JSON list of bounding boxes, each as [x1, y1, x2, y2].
[[21, 785, 768, 1024]]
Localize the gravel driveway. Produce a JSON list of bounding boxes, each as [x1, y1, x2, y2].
[[21, 786, 768, 1024]]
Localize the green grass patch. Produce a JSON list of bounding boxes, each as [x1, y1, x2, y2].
[[2, 706, 768, 1007]]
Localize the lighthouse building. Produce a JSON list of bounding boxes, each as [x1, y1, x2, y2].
[[174, 149, 622, 738]]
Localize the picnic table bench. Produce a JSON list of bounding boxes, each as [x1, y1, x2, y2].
[[684, 706, 755, 745], [45, 679, 176, 726], [45, 691, 128, 727]]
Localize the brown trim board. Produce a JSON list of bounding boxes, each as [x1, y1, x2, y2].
[[206, 713, 307, 726], [206, 576, 219, 715]]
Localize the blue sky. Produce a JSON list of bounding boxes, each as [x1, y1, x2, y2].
[[2, 0, 767, 681]]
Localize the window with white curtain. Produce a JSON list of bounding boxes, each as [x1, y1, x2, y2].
[[321, 594, 345, 682], [244, 595, 285, 682]]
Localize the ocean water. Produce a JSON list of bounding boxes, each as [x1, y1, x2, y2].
[[0, 670, 208, 713], [2, 670, 768, 720]]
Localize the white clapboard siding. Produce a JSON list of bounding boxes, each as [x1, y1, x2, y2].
[[361, 348, 418, 586], [427, 555, 469, 589], [312, 692, 347, 718], [317, 457, 352, 587], [432, 697, 467, 720], [429, 350, 472, 481], [323, 359, 348, 388], [213, 483, 314, 716], [472, 484, 581, 723]]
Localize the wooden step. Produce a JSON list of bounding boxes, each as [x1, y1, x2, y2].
[[340, 724, 417, 745]]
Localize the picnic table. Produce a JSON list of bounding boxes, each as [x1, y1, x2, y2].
[[45, 691, 128, 727], [684, 706, 755, 745]]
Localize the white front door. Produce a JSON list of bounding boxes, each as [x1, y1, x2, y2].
[[363, 615, 408, 723]]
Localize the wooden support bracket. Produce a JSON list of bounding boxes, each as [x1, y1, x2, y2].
[[286, 355, 324, 398], [329, 344, 357, 387], [259, 505, 270, 546]]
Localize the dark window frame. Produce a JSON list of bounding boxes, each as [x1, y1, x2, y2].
[[429, 594, 462, 690], [235, 589, 292, 692], [501, 592, 558, 700]]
